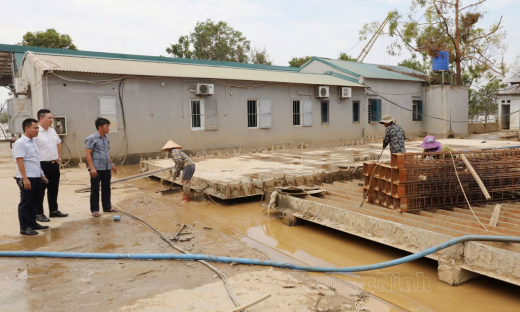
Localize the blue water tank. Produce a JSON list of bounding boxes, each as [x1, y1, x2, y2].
[[432, 51, 449, 72]]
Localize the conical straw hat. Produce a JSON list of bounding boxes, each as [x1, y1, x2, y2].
[[161, 140, 182, 151]]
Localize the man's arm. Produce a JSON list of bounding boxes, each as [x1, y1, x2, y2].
[[383, 128, 390, 148], [16, 158, 31, 190], [57, 143, 62, 166], [85, 149, 97, 178]]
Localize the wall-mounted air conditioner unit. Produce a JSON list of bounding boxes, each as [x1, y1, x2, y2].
[[14, 77, 28, 95], [339, 87, 352, 99], [316, 86, 329, 98], [196, 83, 214, 95]]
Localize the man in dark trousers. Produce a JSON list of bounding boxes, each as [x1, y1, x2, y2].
[[85, 117, 117, 217], [12, 118, 50, 235], [380, 115, 406, 154], [34, 109, 68, 222]]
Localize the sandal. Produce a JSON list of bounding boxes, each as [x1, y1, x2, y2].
[[103, 208, 118, 213], [92, 212, 101, 217]]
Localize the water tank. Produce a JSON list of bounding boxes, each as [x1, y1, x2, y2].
[[432, 51, 449, 72]]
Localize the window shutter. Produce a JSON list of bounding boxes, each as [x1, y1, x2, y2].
[[375, 99, 382, 122], [303, 100, 312, 126], [204, 99, 218, 130], [417, 101, 423, 121], [258, 99, 272, 129], [98, 96, 118, 133]]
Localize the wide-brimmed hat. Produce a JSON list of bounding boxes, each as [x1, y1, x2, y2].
[[161, 140, 182, 151], [420, 135, 441, 151], [379, 115, 395, 124]]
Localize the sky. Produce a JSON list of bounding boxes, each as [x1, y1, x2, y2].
[[1, 0, 519, 105]]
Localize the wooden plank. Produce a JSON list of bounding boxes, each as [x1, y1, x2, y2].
[[489, 204, 502, 226], [75, 165, 176, 193], [460, 154, 491, 200]]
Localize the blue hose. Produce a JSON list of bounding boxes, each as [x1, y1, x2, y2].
[[1, 235, 519, 272]]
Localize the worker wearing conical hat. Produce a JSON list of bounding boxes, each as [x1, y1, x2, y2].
[[161, 141, 195, 202], [379, 115, 406, 154]]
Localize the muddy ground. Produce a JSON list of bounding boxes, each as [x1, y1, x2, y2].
[[0, 141, 370, 312]]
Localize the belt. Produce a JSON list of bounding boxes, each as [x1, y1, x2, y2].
[[41, 160, 57, 164]]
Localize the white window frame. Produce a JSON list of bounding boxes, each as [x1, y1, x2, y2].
[[190, 98, 204, 131], [247, 99, 259, 129], [293, 99, 302, 126]]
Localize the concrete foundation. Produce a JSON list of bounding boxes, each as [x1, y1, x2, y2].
[[438, 263, 479, 286]]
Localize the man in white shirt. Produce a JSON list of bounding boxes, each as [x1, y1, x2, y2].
[[13, 118, 50, 235], [33, 109, 68, 222]]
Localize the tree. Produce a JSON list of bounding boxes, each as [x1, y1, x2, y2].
[[250, 47, 272, 65], [468, 74, 504, 122], [19, 28, 77, 50], [362, 1, 507, 85], [288, 56, 312, 67], [398, 55, 429, 73], [338, 53, 358, 62], [166, 19, 271, 64]]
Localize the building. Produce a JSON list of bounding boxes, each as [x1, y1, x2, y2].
[[497, 74, 520, 130], [0, 44, 468, 162]]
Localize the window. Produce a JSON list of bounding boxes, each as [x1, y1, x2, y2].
[[321, 101, 329, 124], [413, 100, 423, 121], [293, 100, 302, 126], [98, 96, 118, 133], [353, 101, 360, 123], [507, 100, 511, 103], [247, 100, 258, 128], [502, 100, 506, 103], [191, 99, 203, 130], [368, 99, 381, 123]]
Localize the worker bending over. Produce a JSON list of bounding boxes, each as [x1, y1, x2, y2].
[[420, 135, 453, 159], [379, 115, 406, 154], [161, 140, 195, 202]]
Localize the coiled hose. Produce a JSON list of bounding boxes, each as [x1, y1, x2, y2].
[[1, 235, 519, 272]]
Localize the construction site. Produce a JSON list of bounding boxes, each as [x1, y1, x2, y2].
[[1, 1, 520, 309], [2, 131, 520, 311]]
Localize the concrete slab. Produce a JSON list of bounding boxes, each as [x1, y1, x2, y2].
[[141, 138, 519, 199]]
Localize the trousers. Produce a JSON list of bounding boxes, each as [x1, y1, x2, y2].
[[39, 161, 60, 214], [16, 177, 41, 230], [90, 169, 112, 212]]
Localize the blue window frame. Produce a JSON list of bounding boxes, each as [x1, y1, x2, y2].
[[368, 99, 381, 123]]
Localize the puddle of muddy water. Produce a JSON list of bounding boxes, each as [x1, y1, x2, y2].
[[144, 184, 520, 312]]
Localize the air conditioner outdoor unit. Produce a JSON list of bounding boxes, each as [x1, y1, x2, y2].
[[196, 83, 214, 95], [316, 86, 329, 98], [339, 87, 352, 99], [14, 77, 28, 95]]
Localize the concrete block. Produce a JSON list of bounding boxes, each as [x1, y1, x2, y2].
[[283, 214, 304, 227], [438, 263, 479, 286]]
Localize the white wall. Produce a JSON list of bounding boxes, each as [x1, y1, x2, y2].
[[497, 96, 520, 129], [424, 85, 468, 135]]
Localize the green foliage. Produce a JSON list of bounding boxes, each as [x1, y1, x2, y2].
[[288, 56, 312, 68], [362, 0, 507, 85], [398, 55, 428, 73], [338, 53, 357, 62], [19, 28, 77, 49], [166, 19, 272, 64], [0, 112, 7, 124], [468, 75, 505, 122]]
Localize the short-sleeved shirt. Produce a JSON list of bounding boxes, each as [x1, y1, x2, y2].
[[12, 135, 44, 178], [85, 132, 112, 170], [34, 125, 61, 161], [383, 123, 406, 154], [171, 149, 194, 178]]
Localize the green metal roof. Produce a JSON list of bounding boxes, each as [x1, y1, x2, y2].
[[0, 43, 298, 72], [302, 57, 427, 82]]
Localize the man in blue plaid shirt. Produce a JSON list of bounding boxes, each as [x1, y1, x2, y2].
[[161, 140, 195, 202], [85, 118, 118, 217]]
